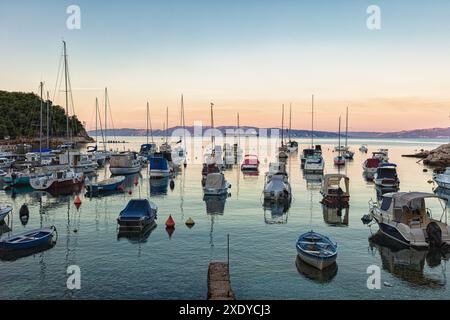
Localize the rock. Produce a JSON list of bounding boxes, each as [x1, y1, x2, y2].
[[423, 143, 450, 167]]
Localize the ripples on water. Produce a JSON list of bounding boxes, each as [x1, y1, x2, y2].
[[0, 137, 449, 299]]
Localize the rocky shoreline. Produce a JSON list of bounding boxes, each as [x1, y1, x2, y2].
[[0, 136, 94, 151], [403, 142, 450, 168]]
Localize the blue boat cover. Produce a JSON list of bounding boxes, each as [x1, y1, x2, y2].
[[119, 199, 156, 219]]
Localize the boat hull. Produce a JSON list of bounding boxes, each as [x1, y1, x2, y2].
[[110, 166, 141, 175], [0, 227, 55, 251], [149, 169, 172, 178], [297, 248, 337, 270]]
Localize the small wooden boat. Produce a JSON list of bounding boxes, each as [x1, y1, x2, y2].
[[0, 203, 12, 222], [86, 175, 126, 194], [296, 231, 337, 270], [117, 199, 157, 230], [0, 226, 57, 251]]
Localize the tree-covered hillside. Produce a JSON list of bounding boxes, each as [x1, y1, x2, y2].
[[0, 90, 88, 140]]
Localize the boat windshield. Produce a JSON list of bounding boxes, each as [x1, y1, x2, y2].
[[378, 168, 397, 179]]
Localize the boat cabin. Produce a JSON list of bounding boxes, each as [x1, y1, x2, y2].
[[379, 192, 447, 226], [321, 174, 350, 198]]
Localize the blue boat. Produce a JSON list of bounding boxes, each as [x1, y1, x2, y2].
[[296, 231, 337, 270], [149, 153, 172, 178], [117, 199, 157, 230], [0, 203, 12, 222], [86, 175, 126, 195], [139, 143, 157, 159], [0, 226, 57, 251]]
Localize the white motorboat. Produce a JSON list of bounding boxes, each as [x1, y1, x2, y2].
[[58, 152, 98, 174], [433, 167, 450, 190], [0, 157, 13, 170], [304, 156, 324, 173], [374, 163, 400, 189], [362, 157, 381, 180], [30, 169, 83, 192], [109, 152, 141, 175], [223, 143, 236, 166], [372, 149, 389, 162], [263, 172, 292, 202], [320, 174, 350, 207], [203, 172, 230, 196], [359, 144, 368, 153], [368, 192, 450, 248]]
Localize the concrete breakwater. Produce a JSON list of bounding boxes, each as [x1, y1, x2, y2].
[[207, 262, 236, 300]]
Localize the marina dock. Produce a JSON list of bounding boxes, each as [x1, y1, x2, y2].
[[207, 262, 235, 300]]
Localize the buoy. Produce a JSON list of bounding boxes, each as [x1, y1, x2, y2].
[[166, 226, 175, 238], [128, 189, 133, 195], [423, 169, 428, 172], [427, 180, 433, 184], [73, 229, 78, 233], [170, 179, 175, 190], [74, 195, 82, 209], [165, 214, 175, 228], [185, 217, 195, 228], [19, 204, 29, 226], [134, 178, 138, 186]]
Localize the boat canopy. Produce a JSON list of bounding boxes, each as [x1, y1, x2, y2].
[[265, 174, 288, 192], [205, 173, 225, 189], [365, 158, 380, 168], [321, 174, 350, 195], [392, 192, 440, 207]]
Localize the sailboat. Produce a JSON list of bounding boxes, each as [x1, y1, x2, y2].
[[334, 116, 346, 166], [286, 103, 298, 152], [278, 104, 288, 159], [304, 95, 324, 173], [202, 103, 224, 185], [139, 101, 157, 159], [343, 107, 354, 159], [172, 95, 187, 167], [87, 98, 106, 167], [30, 41, 84, 193]]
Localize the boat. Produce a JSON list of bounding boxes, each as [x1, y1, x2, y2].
[[30, 169, 83, 193], [87, 98, 106, 167], [149, 152, 172, 178], [117, 199, 157, 231], [295, 256, 338, 283], [202, 162, 221, 186], [139, 143, 157, 159], [3, 167, 48, 187], [333, 116, 346, 166], [263, 173, 292, 202], [368, 192, 450, 248], [0, 157, 13, 170], [86, 175, 126, 195], [372, 149, 389, 162], [359, 144, 368, 153], [374, 163, 400, 189], [0, 169, 6, 178], [223, 143, 236, 166], [303, 95, 325, 173], [286, 103, 298, 152], [58, 151, 98, 174], [342, 107, 354, 160], [241, 154, 260, 172], [296, 231, 338, 270], [320, 174, 350, 207], [109, 152, 141, 175], [203, 172, 231, 196], [265, 162, 288, 182], [433, 167, 450, 190], [362, 157, 381, 180], [0, 226, 57, 251], [0, 203, 12, 222]]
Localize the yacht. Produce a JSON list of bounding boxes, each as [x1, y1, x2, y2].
[[109, 152, 141, 175], [374, 163, 400, 189]]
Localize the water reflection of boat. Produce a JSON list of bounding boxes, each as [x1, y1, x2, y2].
[[0, 242, 55, 262], [263, 199, 290, 224], [303, 172, 323, 190], [0, 222, 11, 236], [322, 205, 349, 227], [150, 176, 169, 196], [295, 256, 338, 283], [117, 222, 157, 244], [369, 232, 447, 288], [203, 194, 227, 215]]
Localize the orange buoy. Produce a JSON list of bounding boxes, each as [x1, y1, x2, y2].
[[134, 178, 138, 186], [74, 195, 82, 207], [165, 214, 175, 228]]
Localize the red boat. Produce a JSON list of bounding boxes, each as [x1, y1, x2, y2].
[[241, 155, 260, 172]]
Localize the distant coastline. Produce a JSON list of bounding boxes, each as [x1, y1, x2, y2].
[[88, 126, 450, 139]]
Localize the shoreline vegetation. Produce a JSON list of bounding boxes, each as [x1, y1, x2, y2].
[[0, 90, 94, 147]]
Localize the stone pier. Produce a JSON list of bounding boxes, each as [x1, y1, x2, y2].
[[207, 262, 236, 300]]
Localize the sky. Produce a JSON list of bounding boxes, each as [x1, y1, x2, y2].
[[1, 0, 450, 132]]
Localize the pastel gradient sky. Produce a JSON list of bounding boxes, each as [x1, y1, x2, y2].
[[1, 0, 450, 131]]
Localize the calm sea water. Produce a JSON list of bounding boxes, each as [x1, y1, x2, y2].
[[1, 137, 449, 300]]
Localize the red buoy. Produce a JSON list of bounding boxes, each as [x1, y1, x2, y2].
[[165, 215, 175, 228], [128, 189, 132, 195], [134, 178, 138, 186], [74, 195, 82, 209]]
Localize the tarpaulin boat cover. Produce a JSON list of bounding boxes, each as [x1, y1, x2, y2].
[[265, 175, 288, 193], [119, 199, 156, 219], [205, 173, 225, 189]]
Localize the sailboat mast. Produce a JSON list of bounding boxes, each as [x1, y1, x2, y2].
[[146, 102, 149, 145], [345, 106, 349, 148], [237, 113, 240, 146], [338, 116, 342, 157], [104, 87, 107, 152], [39, 82, 43, 160], [210, 103, 215, 147], [166, 106, 169, 144], [281, 104, 284, 146], [289, 103, 292, 142], [95, 98, 98, 147], [311, 95, 314, 148], [181, 94, 186, 149], [63, 41, 69, 140], [46, 91, 49, 149]]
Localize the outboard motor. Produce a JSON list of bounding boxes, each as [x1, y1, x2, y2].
[[19, 204, 30, 226], [426, 222, 442, 247]]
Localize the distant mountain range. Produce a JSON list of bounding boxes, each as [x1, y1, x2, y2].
[[88, 126, 450, 139]]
